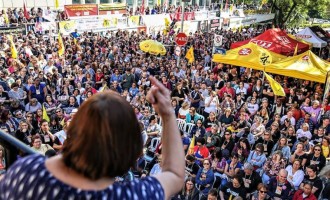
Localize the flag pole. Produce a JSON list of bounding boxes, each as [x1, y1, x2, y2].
[[210, 34, 215, 70]]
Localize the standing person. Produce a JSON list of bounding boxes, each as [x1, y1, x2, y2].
[[121, 68, 135, 91], [0, 77, 185, 199]]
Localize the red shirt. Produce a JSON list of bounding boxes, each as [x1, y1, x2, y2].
[[193, 146, 209, 158], [293, 190, 316, 200]]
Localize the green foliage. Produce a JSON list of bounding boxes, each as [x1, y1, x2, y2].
[[271, 0, 330, 28]]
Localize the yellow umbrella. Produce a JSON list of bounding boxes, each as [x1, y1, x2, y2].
[[139, 40, 166, 56]]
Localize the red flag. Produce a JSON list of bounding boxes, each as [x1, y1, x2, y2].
[[140, 0, 145, 15], [23, 0, 30, 20]]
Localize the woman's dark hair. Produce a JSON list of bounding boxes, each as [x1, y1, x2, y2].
[[0, 109, 9, 122], [254, 143, 265, 153], [231, 152, 239, 158], [306, 164, 318, 173], [239, 138, 251, 151], [232, 174, 244, 185], [31, 134, 41, 145], [211, 147, 222, 160], [196, 137, 206, 145], [207, 188, 218, 198], [62, 91, 142, 180], [149, 115, 156, 123], [186, 154, 196, 162]]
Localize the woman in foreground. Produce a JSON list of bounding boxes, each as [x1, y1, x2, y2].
[[0, 76, 185, 200]]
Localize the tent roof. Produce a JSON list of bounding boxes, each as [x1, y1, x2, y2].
[[309, 26, 330, 42], [295, 27, 327, 48], [265, 50, 330, 83], [212, 43, 286, 71], [230, 28, 310, 56]]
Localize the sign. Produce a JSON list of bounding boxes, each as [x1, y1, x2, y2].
[[214, 47, 226, 55], [238, 48, 252, 56], [250, 39, 273, 49], [175, 32, 188, 46], [214, 34, 223, 46], [169, 12, 195, 21], [98, 3, 127, 15], [210, 19, 220, 28], [175, 46, 181, 56], [64, 4, 99, 17], [296, 34, 312, 39], [259, 51, 272, 66], [0, 26, 25, 34]]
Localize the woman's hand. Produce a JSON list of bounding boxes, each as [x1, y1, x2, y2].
[[147, 76, 173, 118]]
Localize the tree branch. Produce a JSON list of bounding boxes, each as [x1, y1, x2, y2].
[[283, 1, 298, 25]]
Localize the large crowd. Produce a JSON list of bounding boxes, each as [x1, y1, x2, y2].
[[0, 4, 330, 199]]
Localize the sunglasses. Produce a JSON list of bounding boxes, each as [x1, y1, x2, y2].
[[203, 163, 210, 165], [314, 149, 321, 151], [260, 190, 267, 193]]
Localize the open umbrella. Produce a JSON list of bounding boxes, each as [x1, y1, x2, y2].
[[139, 40, 166, 56]]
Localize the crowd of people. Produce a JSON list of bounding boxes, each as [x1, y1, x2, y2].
[[0, 8, 329, 199]]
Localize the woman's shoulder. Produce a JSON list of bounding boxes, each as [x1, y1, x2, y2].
[[0, 155, 164, 199]]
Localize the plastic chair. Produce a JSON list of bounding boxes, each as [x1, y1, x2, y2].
[[176, 118, 186, 132], [184, 123, 195, 135], [198, 115, 205, 122]]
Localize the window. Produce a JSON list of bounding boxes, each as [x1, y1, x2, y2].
[[72, 0, 81, 4], [85, 0, 96, 3]]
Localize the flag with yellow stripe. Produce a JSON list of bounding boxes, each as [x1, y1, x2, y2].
[[58, 33, 65, 56], [7, 35, 17, 59], [42, 105, 50, 122], [186, 135, 195, 155], [264, 72, 285, 96], [55, 0, 59, 9], [293, 44, 298, 56], [185, 46, 194, 64]]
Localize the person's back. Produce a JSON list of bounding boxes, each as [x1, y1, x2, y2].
[[0, 77, 185, 200]]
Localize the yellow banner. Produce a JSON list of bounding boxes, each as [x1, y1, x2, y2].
[[59, 21, 77, 35]]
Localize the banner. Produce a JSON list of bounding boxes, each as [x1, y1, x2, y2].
[[35, 22, 57, 32], [64, 4, 98, 17], [0, 26, 25, 34], [128, 16, 141, 27], [59, 17, 126, 35], [169, 12, 195, 21], [59, 21, 77, 35]]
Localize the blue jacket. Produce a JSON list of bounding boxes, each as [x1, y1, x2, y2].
[[268, 177, 294, 200], [195, 168, 214, 195]]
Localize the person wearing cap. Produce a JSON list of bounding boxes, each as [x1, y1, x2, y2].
[[240, 162, 262, 197]]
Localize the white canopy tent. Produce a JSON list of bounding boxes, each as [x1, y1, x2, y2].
[[295, 27, 328, 48]]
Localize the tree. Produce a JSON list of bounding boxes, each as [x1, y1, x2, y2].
[[270, 0, 330, 28]]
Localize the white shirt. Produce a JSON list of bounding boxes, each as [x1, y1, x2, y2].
[[285, 165, 304, 190]]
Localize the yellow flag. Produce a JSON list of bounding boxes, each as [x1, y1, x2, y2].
[[55, 0, 59, 9], [185, 46, 194, 64], [100, 85, 107, 92], [58, 33, 64, 56], [42, 105, 50, 122], [4, 13, 9, 24], [293, 44, 298, 56], [60, 118, 65, 127], [239, 25, 243, 32], [164, 18, 170, 27], [264, 72, 285, 96], [230, 5, 233, 13], [73, 38, 77, 45], [187, 135, 195, 156], [7, 35, 17, 59]]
